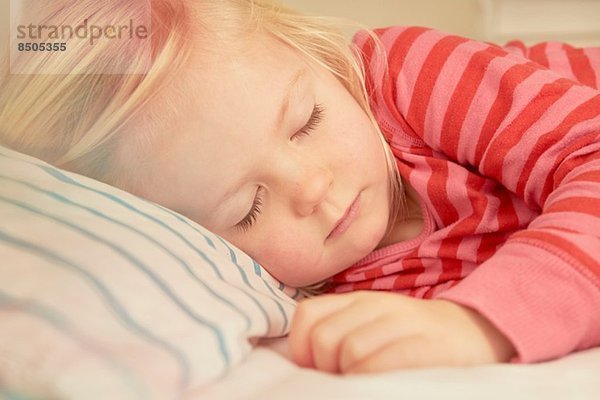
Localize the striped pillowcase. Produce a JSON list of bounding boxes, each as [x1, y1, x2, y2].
[[0, 145, 298, 400]]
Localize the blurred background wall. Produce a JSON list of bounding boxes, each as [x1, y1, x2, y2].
[[1, 0, 599, 63], [280, 0, 485, 40], [279, 0, 600, 46]]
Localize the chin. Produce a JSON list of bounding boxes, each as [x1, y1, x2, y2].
[[270, 264, 323, 288], [356, 223, 388, 254]]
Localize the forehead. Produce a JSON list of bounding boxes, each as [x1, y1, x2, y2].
[[179, 31, 308, 126], [184, 30, 316, 142]]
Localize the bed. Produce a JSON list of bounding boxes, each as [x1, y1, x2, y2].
[[2, 144, 599, 399], [199, 338, 600, 400]]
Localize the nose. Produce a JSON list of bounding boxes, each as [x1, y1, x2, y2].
[[285, 156, 333, 217]]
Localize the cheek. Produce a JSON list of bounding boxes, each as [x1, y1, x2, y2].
[[334, 115, 381, 165], [252, 231, 323, 287]]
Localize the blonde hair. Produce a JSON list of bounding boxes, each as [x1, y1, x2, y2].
[[0, 0, 405, 289], [0, 0, 193, 185]]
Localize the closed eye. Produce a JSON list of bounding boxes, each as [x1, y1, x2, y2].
[[235, 187, 264, 232], [292, 103, 324, 140]]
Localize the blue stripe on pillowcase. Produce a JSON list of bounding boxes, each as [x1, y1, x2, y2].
[[250, 258, 295, 331], [161, 204, 300, 334], [149, 188, 294, 304], [259, 280, 290, 335], [198, 237, 296, 335], [0, 291, 150, 399], [0, 174, 253, 333], [164, 207, 298, 331], [155, 203, 216, 249], [0, 230, 192, 387], [216, 236, 273, 330], [253, 260, 262, 276], [0, 196, 229, 371], [160, 203, 297, 306]]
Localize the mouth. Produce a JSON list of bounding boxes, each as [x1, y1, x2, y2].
[[327, 193, 361, 240]]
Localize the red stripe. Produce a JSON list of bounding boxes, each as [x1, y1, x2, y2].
[[382, 27, 431, 139], [392, 274, 421, 291], [437, 173, 487, 282], [552, 133, 600, 188], [386, 27, 430, 85], [359, 28, 396, 142], [512, 230, 600, 279], [353, 280, 375, 291], [477, 231, 510, 263], [546, 197, 600, 217], [364, 265, 385, 280], [496, 191, 520, 231], [406, 34, 469, 137], [569, 170, 600, 183], [504, 40, 527, 56], [393, 255, 425, 291], [563, 43, 597, 88], [437, 253, 465, 285], [441, 45, 507, 157], [482, 77, 574, 180], [423, 287, 435, 299], [474, 62, 538, 165], [529, 42, 550, 68], [517, 95, 600, 200], [472, 189, 519, 264], [425, 158, 458, 225]]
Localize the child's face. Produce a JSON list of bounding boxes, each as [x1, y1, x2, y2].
[[137, 32, 393, 287]]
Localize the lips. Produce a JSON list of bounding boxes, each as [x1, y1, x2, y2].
[[327, 193, 361, 240]]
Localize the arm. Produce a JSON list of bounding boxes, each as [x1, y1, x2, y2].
[[503, 39, 600, 89], [357, 26, 600, 363]]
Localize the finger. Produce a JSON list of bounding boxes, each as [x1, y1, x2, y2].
[[338, 314, 414, 373], [346, 334, 441, 374], [288, 292, 360, 368], [307, 297, 391, 373]]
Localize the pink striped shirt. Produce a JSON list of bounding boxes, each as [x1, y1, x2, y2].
[[329, 26, 600, 364]]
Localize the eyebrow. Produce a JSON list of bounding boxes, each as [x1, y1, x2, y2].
[[215, 67, 307, 217]]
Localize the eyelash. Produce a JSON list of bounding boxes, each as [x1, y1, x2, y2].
[[235, 104, 325, 232], [236, 189, 264, 232], [292, 103, 324, 140]]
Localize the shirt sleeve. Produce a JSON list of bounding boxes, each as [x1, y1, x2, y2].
[[354, 26, 600, 363]]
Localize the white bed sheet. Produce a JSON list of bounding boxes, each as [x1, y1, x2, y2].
[[193, 338, 600, 400]]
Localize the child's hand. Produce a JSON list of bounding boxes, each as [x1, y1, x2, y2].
[[288, 291, 516, 374]]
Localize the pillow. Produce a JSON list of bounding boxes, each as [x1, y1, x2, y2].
[[0, 145, 300, 400]]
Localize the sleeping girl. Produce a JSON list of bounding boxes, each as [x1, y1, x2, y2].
[[1, 0, 600, 374]]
